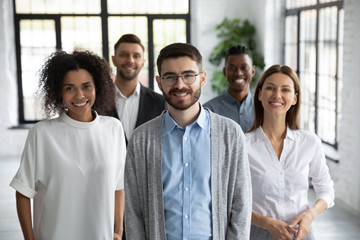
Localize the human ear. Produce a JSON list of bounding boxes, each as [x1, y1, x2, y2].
[[155, 75, 163, 92]]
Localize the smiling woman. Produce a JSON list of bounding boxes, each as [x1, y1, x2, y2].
[[246, 65, 334, 240], [9, 50, 127, 239], [61, 69, 96, 122]]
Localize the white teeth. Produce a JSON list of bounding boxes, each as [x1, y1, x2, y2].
[[271, 102, 283, 106], [235, 79, 245, 83], [175, 93, 187, 97], [74, 102, 87, 107]]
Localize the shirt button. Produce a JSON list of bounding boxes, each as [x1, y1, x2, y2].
[[185, 215, 188, 218], [185, 187, 189, 191], [185, 163, 188, 166], [184, 137, 188, 141]]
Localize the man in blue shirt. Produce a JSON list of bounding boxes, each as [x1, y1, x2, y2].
[[204, 45, 256, 133], [124, 43, 252, 239]]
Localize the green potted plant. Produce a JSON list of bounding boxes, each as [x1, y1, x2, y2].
[[209, 17, 265, 93]]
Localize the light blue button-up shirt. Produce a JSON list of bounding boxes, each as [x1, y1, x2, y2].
[[161, 105, 212, 240]]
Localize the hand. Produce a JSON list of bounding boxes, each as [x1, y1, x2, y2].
[[288, 208, 316, 240], [114, 232, 122, 240], [266, 218, 297, 240]]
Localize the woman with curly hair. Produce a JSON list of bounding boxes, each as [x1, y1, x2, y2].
[[10, 50, 126, 240], [246, 64, 334, 240]]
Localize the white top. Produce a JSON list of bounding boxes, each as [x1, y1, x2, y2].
[[115, 82, 140, 140], [10, 111, 126, 240], [245, 127, 334, 224]]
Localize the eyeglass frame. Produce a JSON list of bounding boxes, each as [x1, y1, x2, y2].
[[159, 71, 203, 86]]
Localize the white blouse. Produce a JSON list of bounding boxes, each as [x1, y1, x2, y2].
[[245, 127, 334, 224]]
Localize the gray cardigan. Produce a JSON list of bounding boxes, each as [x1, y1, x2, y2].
[[125, 111, 252, 239]]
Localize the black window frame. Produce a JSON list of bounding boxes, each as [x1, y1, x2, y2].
[[285, 0, 343, 149], [13, 0, 191, 124]]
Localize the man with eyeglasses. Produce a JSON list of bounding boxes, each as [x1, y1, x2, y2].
[[124, 43, 252, 239], [204, 45, 256, 133]]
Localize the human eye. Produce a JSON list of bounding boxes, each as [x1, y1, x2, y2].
[[228, 66, 236, 71], [241, 65, 249, 71], [119, 52, 128, 58], [264, 85, 273, 90], [163, 75, 176, 81], [83, 84, 92, 91], [64, 86, 73, 92], [282, 88, 291, 92], [183, 73, 195, 79]]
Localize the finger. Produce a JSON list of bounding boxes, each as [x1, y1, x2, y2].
[[286, 225, 298, 234]]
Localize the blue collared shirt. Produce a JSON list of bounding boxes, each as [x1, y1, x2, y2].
[[161, 105, 212, 240], [204, 90, 254, 133]]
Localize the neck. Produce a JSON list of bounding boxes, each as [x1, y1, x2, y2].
[[115, 76, 138, 98], [228, 88, 249, 104], [261, 114, 287, 141], [168, 102, 201, 128]]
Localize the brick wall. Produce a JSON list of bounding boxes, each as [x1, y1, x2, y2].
[[331, 0, 360, 214]]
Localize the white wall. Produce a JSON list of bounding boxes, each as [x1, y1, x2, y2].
[[328, 0, 360, 214], [0, 0, 29, 158]]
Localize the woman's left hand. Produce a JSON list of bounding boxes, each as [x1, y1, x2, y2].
[[288, 208, 316, 240]]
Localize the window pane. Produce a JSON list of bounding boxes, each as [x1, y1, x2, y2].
[[153, 19, 187, 93], [108, 0, 189, 14], [108, 17, 149, 86], [20, 20, 57, 121], [286, 0, 316, 9], [299, 10, 317, 132], [318, 75, 336, 144], [300, 72, 316, 132], [317, 7, 338, 144], [319, 0, 339, 3], [16, 0, 100, 14], [61, 17, 102, 55], [285, 16, 298, 70]]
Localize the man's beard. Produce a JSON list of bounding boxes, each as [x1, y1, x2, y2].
[[163, 87, 201, 111], [118, 68, 139, 81]]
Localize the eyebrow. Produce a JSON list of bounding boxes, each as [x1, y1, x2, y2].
[[62, 81, 93, 86], [264, 82, 292, 88], [162, 70, 197, 76]]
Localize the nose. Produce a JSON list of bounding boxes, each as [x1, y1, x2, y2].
[[235, 67, 243, 76], [75, 88, 84, 99], [274, 89, 281, 98], [127, 55, 135, 64], [173, 76, 186, 88]]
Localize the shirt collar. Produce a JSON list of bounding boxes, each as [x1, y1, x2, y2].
[[116, 81, 141, 99], [255, 126, 295, 142], [225, 90, 253, 105], [163, 103, 209, 134]]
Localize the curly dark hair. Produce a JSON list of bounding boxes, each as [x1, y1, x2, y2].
[[38, 50, 115, 117]]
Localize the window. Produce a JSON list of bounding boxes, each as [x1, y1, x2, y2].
[[284, 0, 343, 149], [13, 0, 190, 123]]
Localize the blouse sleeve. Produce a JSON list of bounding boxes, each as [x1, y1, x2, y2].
[[115, 121, 127, 191], [9, 127, 38, 198], [309, 134, 335, 208]]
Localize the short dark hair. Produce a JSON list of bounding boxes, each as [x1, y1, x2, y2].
[[225, 45, 253, 64], [38, 50, 115, 117], [114, 34, 145, 53], [156, 43, 202, 75]]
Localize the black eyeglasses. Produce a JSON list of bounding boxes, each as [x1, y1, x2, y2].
[[160, 72, 202, 86]]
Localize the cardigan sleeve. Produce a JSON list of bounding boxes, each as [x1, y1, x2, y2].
[[124, 142, 147, 239], [226, 126, 252, 239]]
